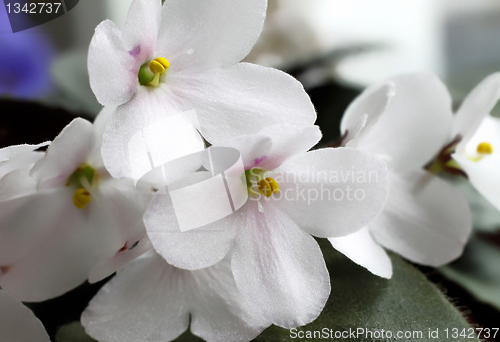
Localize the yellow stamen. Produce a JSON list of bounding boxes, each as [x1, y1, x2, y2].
[[154, 57, 170, 71], [266, 177, 279, 194], [73, 188, 91, 209], [147, 57, 170, 87], [257, 179, 272, 197], [257, 177, 279, 197], [149, 60, 165, 74], [477, 142, 493, 155]]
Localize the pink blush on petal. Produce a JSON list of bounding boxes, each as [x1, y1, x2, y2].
[[253, 155, 267, 167], [129, 45, 141, 57]]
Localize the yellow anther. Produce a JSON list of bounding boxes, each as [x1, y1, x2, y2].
[[266, 177, 279, 194], [154, 57, 170, 71], [477, 142, 493, 155], [147, 57, 170, 87], [149, 60, 165, 74], [73, 188, 91, 209], [257, 179, 272, 197], [257, 177, 279, 197]]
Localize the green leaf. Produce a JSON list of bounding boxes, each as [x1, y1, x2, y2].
[[55, 322, 97, 342], [440, 237, 500, 310]]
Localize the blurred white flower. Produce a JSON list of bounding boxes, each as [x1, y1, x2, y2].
[[144, 123, 389, 328], [330, 73, 472, 279], [0, 114, 147, 301], [88, 0, 316, 180], [451, 73, 500, 212], [0, 290, 49, 342], [82, 251, 270, 342]]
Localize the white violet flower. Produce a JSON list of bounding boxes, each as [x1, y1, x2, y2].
[[143, 123, 389, 328], [329, 73, 472, 279]]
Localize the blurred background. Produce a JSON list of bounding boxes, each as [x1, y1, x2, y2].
[[4, 0, 500, 114], [1, 0, 500, 340]]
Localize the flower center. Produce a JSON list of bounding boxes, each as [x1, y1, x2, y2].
[[466, 141, 494, 163], [66, 163, 98, 209], [138, 57, 170, 87], [245, 168, 279, 198], [476, 142, 493, 155], [426, 136, 467, 177]]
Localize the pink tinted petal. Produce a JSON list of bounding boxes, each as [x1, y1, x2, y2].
[[157, 0, 266, 71], [370, 170, 472, 266], [88, 20, 139, 106], [275, 147, 389, 238], [30, 118, 94, 189], [215, 134, 272, 170], [121, 0, 161, 62], [232, 201, 330, 328], [0, 290, 50, 342], [329, 227, 392, 279]]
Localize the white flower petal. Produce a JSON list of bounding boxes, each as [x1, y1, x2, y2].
[[0, 188, 101, 302], [170, 63, 316, 144], [30, 118, 94, 189], [144, 190, 237, 270], [215, 134, 272, 170], [82, 252, 269, 342], [0, 167, 38, 202], [453, 153, 500, 213], [453, 72, 500, 143], [328, 227, 392, 279], [340, 82, 395, 147], [90, 106, 115, 167], [0, 290, 50, 342], [0, 189, 66, 267], [190, 257, 271, 341], [370, 170, 472, 266], [231, 201, 330, 328], [102, 89, 205, 179], [275, 147, 389, 238], [157, 0, 267, 71], [121, 0, 161, 62], [352, 73, 453, 171], [0, 143, 48, 180], [255, 124, 322, 171], [87, 178, 150, 277], [89, 234, 152, 284], [215, 124, 321, 171], [88, 20, 139, 106], [457, 115, 500, 158]]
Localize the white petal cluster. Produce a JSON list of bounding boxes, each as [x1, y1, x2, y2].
[[2, 0, 498, 341]]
